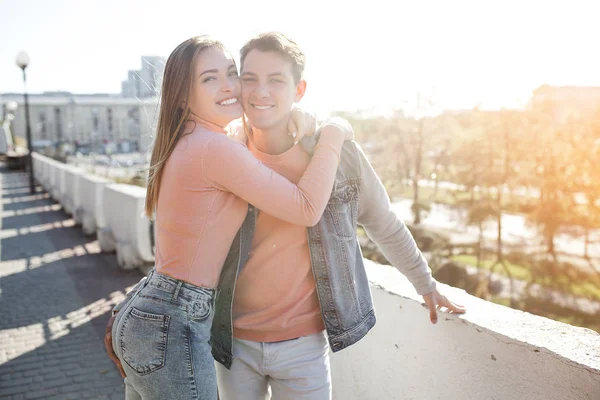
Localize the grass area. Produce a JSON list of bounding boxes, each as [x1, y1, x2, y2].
[[452, 254, 530, 281], [386, 182, 536, 214], [488, 296, 600, 333], [452, 254, 600, 302]]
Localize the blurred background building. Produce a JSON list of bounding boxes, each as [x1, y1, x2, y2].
[[121, 56, 165, 99], [0, 56, 164, 155]]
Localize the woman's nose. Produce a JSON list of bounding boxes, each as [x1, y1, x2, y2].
[[221, 78, 234, 92]]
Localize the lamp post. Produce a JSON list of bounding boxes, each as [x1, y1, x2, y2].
[[16, 51, 35, 194]]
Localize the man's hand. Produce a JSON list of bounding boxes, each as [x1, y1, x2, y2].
[[104, 314, 126, 378], [422, 288, 466, 324]]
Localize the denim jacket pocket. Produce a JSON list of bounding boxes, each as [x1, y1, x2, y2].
[[326, 181, 359, 238], [119, 307, 170, 376]]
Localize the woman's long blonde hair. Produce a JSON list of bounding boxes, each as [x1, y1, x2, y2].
[[145, 36, 227, 218]]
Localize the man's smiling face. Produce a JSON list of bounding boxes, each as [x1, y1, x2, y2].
[[241, 49, 305, 132]]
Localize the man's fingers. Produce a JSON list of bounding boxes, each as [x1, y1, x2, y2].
[[446, 301, 467, 314], [108, 351, 126, 378], [423, 295, 438, 324], [104, 327, 127, 378], [106, 336, 127, 378], [116, 360, 126, 378], [422, 295, 434, 309], [429, 305, 438, 324], [106, 315, 115, 334], [436, 295, 466, 314]]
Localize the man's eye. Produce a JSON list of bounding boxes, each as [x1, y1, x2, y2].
[[271, 79, 284, 84]]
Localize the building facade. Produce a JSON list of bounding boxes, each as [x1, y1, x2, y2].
[[0, 92, 158, 153]]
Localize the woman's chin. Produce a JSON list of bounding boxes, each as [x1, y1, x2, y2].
[[225, 105, 244, 120], [209, 104, 243, 126]]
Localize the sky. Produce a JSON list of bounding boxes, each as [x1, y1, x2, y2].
[[1, 0, 599, 116]]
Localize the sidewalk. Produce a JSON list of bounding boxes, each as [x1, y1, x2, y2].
[[0, 166, 143, 399]]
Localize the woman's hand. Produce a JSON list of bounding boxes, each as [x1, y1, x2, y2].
[[287, 106, 317, 143]]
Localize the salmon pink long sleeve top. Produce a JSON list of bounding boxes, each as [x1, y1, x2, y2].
[[154, 116, 344, 288]]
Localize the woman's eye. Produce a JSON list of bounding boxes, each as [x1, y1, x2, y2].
[[229, 71, 239, 77], [203, 76, 216, 83]]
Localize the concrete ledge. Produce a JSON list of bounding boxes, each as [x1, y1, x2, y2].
[[330, 260, 600, 400], [35, 154, 54, 190], [48, 159, 64, 200], [31, 153, 44, 183], [78, 173, 111, 240], [40, 155, 51, 187], [63, 165, 82, 217], [103, 184, 153, 270]]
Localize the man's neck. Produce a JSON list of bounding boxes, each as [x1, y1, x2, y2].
[[251, 124, 294, 155]]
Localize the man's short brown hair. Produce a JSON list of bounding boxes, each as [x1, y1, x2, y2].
[[240, 32, 306, 83]]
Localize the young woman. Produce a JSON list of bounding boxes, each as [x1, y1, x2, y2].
[[109, 36, 352, 400]]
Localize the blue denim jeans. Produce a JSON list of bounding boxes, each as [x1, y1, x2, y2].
[[112, 270, 217, 400]]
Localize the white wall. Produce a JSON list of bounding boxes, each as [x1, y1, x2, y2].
[[51, 162, 65, 201], [47, 158, 61, 199], [78, 172, 114, 251], [63, 165, 82, 218], [103, 184, 154, 270], [331, 261, 600, 400], [34, 152, 153, 269], [32, 153, 43, 182]]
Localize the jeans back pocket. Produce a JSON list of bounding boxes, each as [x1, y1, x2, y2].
[[119, 307, 170, 375]]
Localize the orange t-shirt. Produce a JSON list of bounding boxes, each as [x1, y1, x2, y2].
[[232, 139, 325, 342]]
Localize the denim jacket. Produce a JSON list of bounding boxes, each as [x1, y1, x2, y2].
[[210, 138, 436, 369], [115, 139, 436, 370]]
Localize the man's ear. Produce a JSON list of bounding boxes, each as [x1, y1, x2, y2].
[[295, 79, 307, 102]]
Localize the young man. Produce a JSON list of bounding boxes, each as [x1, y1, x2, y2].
[[106, 32, 465, 399], [212, 33, 465, 399]]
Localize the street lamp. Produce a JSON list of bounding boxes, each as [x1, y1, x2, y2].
[[5, 100, 18, 114], [15, 51, 35, 194]]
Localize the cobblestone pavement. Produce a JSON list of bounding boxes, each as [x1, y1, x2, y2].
[[0, 166, 144, 399]]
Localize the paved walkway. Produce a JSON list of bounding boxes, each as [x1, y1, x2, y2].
[[0, 166, 144, 399]]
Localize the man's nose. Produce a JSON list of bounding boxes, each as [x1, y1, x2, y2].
[[254, 84, 269, 98]]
